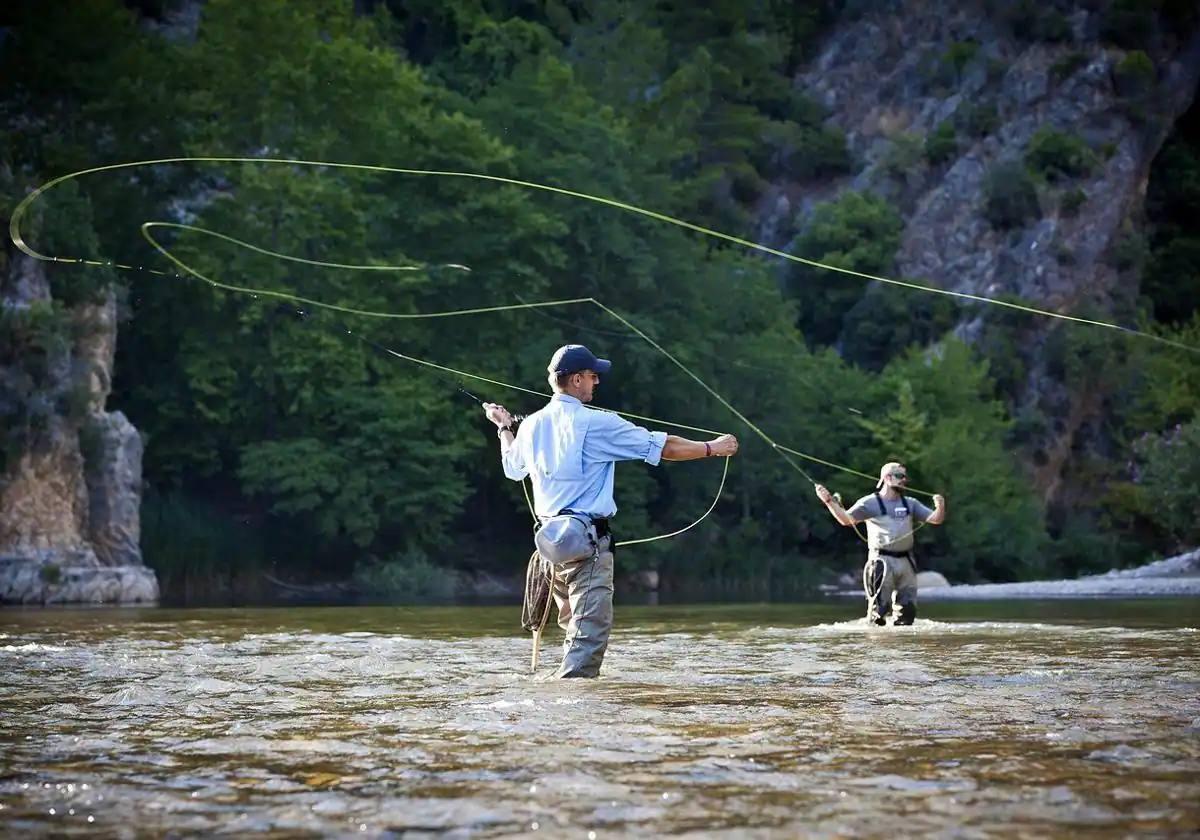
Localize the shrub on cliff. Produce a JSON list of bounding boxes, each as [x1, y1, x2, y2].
[[1026, 127, 1097, 181], [925, 121, 958, 164], [957, 101, 1000, 138], [1114, 50, 1156, 98], [983, 161, 1040, 228]]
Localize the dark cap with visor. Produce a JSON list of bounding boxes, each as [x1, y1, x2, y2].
[[548, 344, 612, 376]]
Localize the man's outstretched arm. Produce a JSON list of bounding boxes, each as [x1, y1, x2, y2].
[[661, 433, 739, 461], [584, 410, 737, 465]]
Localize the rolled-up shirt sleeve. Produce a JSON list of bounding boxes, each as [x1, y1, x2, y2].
[[846, 496, 877, 523], [584, 410, 668, 466], [501, 436, 529, 481], [909, 497, 934, 522]]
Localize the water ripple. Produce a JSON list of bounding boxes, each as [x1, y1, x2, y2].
[[0, 603, 1197, 836]]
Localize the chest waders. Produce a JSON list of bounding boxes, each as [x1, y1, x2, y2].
[[863, 492, 918, 626], [522, 512, 609, 672]]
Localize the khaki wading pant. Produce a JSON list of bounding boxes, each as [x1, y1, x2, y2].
[[864, 550, 918, 625], [550, 533, 614, 678]]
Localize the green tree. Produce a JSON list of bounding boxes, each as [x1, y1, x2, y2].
[[1117, 314, 1200, 432], [854, 379, 929, 458], [785, 192, 904, 349], [839, 283, 960, 370], [565, 0, 847, 233], [1132, 418, 1200, 549]]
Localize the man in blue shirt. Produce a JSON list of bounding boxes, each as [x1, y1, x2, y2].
[[483, 344, 739, 677]]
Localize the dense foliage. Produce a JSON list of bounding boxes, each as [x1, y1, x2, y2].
[[2, 0, 1198, 600]]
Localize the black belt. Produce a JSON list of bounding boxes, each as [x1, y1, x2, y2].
[[876, 548, 911, 558]]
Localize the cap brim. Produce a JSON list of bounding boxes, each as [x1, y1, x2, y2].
[[594, 358, 612, 374]]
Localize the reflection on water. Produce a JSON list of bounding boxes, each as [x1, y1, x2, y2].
[[1, 601, 1198, 836]]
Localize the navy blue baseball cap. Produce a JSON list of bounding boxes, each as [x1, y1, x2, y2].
[[548, 344, 611, 376]]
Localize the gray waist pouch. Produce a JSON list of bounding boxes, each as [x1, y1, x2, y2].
[[534, 514, 597, 566]]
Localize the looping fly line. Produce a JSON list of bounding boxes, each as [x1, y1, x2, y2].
[[11, 156, 1191, 545]]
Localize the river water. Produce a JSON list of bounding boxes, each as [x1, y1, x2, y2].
[[1, 600, 1198, 837]]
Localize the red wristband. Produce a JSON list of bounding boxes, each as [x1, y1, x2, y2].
[[704, 441, 712, 457]]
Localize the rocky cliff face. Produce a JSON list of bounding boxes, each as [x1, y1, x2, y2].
[[778, 0, 1200, 506], [0, 251, 158, 604]]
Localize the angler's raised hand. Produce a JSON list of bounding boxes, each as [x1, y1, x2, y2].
[[482, 402, 514, 429]]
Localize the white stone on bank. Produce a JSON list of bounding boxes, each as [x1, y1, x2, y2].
[[917, 548, 1200, 600]]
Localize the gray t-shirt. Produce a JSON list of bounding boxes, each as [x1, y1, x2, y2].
[[846, 493, 933, 552]]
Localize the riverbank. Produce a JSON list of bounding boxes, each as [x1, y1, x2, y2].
[[917, 549, 1200, 600]]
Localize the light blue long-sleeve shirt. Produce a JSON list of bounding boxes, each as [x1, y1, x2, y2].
[[501, 394, 667, 518]]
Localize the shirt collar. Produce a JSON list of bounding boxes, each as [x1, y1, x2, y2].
[[551, 393, 582, 406]]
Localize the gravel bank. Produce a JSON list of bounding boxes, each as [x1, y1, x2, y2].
[[919, 549, 1200, 600]]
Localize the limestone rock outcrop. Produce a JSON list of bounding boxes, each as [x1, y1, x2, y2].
[[0, 251, 158, 604]]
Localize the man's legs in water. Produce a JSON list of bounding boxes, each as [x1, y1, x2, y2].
[[863, 553, 892, 626], [890, 553, 918, 625], [549, 535, 615, 677]]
